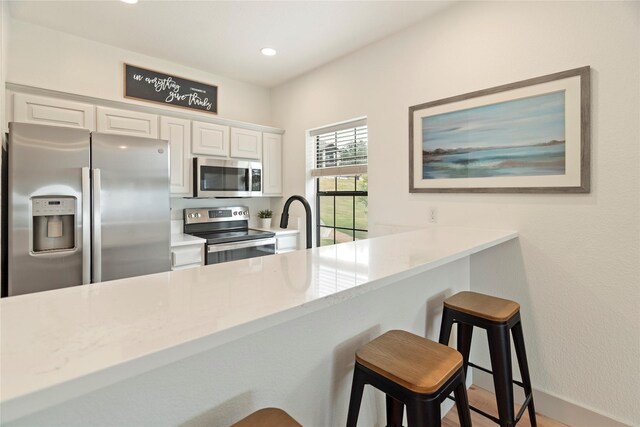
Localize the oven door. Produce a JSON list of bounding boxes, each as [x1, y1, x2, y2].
[[206, 237, 276, 265], [194, 158, 262, 197]]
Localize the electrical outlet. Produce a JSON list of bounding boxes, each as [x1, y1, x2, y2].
[[429, 207, 438, 223]]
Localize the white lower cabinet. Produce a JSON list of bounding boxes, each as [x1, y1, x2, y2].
[[171, 243, 204, 270], [13, 93, 95, 130], [161, 116, 192, 196], [96, 106, 159, 138], [262, 132, 283, 196], [275, 233, 299, 254]]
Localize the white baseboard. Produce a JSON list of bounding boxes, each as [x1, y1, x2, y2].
[[473, 369, 630, 427]]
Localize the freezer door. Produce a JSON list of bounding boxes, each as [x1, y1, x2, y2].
[[8, 123, 90, 296], [91, 133, 170, 282]]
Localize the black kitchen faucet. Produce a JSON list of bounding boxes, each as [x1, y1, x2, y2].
[[280, 195, 312, 249]]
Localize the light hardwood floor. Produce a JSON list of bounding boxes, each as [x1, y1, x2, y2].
[[442, 385, 568, 427]]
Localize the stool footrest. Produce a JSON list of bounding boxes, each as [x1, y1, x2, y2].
[[514, 393, 533, 424], [447, 392, 533, 426], [468, 362, 525, 388]]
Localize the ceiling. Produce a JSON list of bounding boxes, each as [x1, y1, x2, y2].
[[8, 1, 453, 88]]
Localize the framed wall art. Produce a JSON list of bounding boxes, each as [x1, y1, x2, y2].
[[409, 66, 590, 193], [124, 64, 218, 114]]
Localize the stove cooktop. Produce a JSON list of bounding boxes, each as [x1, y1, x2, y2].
[[189, 229, 275, 245]]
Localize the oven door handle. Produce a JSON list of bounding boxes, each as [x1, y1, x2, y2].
[[207, 237, 276, 253]]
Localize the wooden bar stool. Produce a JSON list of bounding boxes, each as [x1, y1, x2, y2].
[[231, 408, 302, 427], [439, 291, 536, 427], [346, 330, 472, 427]]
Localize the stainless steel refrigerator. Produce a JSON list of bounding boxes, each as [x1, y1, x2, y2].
[[7, 122, 170, 296]]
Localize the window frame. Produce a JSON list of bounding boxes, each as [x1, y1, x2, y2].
[[315, 176, 368, 247], [310, 117, 368, 247]]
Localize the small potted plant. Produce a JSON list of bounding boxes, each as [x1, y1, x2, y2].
[[257, 209, 273, 229]]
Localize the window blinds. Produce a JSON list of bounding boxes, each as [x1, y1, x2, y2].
[[311, 118, 367, 177]]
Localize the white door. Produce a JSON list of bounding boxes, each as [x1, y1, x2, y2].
[[230, 127, 262, 160], [96, 106, 158, 138], [262, 132, 283, 196], [192, 121, 229, 157], [13, 93, 95, 130], [161, 116, 192, 195]]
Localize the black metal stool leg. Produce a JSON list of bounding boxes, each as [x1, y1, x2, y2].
[[457, 322, 474, 378], [386, 395, 404, 427], [487, 325, 515, 427], [346, 364, 367, 427], [407, 399, 437, 427], [438, 307, 454, 345], [453, 374, 472, 427], [512, 321, 537, 427]]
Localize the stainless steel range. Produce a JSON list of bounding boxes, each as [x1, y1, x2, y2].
[[183, 207, 276, 265]]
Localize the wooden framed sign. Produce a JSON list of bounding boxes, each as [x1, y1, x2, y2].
[[124, 64, 218, 114]]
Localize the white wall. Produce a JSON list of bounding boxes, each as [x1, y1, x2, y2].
[[6, 18, 272, 126], [1, 2, 8, 133], [271, 1, 640, 425]]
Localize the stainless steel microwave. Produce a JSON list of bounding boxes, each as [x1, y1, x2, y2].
[[193, 158, 262, 197]]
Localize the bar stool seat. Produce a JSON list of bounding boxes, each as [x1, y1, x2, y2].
[[231, 408, 302, 427], [347, 330, 472, 427], [439, 291, 536, 427], [356, 329, 463, 394], [444, 291, 520, 322]]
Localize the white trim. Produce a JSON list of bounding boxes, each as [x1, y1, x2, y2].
[[308, 116, 367, 137], [6, 82, 285, 135], [311, 165, 367, 177], [473, 369, 632, 427]]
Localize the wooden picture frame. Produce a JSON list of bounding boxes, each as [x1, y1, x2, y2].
[[409, 66, 590, 193], [123, 63, 218, 114]]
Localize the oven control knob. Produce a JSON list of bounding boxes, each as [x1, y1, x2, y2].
[[244, 210, 248, 215], [233, 211, 237, 216], [196, 213, 202, 218]]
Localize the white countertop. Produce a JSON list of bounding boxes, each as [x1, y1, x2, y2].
[[170, 233, 206, 247], [0, 226, 517, 421]]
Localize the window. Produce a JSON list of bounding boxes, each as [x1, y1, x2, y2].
[[311, 119, 368, 247]]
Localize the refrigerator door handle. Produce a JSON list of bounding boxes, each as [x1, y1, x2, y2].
[[82, 167, 91, 285], [92, 168, 102, 283]]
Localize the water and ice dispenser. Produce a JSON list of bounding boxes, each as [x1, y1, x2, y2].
[[31, 196, 76, 253]]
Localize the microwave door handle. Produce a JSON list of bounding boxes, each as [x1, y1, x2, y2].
[[207, 238, 276, 253], [92, 168, 102, 283], [81, 167, 91, 285]]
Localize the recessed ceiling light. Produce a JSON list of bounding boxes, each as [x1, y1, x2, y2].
[[261, 47, 277, 57], [121, 0, 138, 4]]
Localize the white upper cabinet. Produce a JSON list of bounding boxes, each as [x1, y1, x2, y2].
[[96, 106, 158, 138], [230, 127, 262, 160], [192, 120, 229, 157], [262, 132, 283, 196], [161, 116, 191, 196], [13, 93, 95, 130]]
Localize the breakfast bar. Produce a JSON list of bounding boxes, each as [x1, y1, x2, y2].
[[1, 226, 517, 426]]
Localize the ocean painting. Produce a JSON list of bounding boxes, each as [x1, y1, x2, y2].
[[422, 91, 566, 179]]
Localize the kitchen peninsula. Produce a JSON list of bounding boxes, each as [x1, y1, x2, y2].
[[1, 226, 517, 426]]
